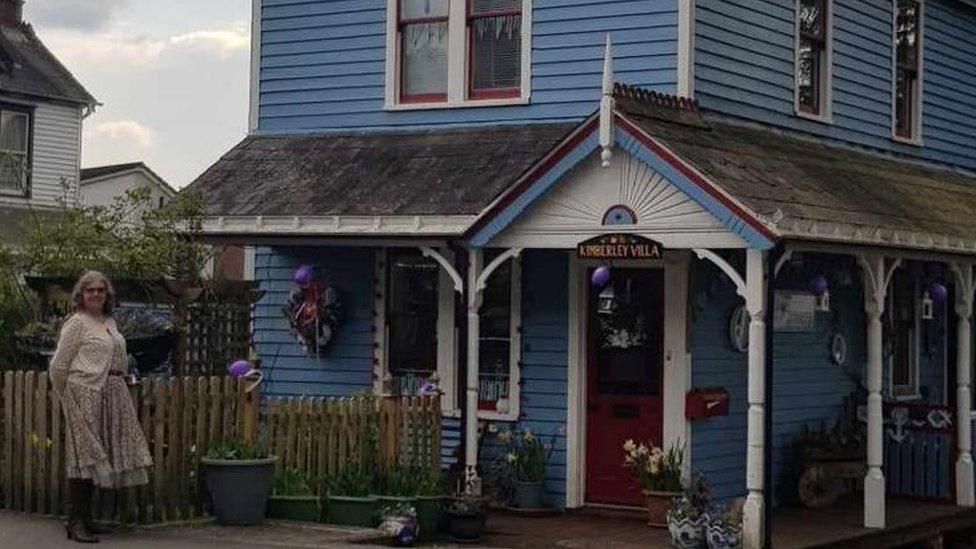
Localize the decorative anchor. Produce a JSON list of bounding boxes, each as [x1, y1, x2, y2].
[[600, 33, 614, 168]]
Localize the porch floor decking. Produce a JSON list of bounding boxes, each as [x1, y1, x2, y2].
[[478, 498, 976, 548]]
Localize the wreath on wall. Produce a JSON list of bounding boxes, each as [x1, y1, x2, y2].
[[282, 265, 343, 355]]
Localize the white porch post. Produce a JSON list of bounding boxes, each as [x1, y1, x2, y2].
[[464, 247, 483, 495], [857, 253, 899, 529], [742, 248, 767, 549], [951, 262, 976, 507]]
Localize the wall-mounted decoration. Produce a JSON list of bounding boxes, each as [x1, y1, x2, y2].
[[810, 274, 830, 313], [773, 291, 816, 332], [728, 304, 749, 353], [591, 265, 612, 286], [283, 265, 343, 355], [602, 204, 637, 225], [830, 333, 847, 366]]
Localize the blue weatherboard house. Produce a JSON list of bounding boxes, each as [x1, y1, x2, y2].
[[188, 1, 976, 546]]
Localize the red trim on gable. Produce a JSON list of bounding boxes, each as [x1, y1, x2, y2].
[[464, 115, 599, 239], [614, 114, 777, 243]]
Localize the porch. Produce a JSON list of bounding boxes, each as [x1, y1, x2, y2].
[[480, 498, 976, 549]]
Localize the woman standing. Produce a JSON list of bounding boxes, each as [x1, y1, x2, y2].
[[49, 271, 153, 543]]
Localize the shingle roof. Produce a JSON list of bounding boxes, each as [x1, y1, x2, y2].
[[80, 162, 145, 181], [186, 123, 578, 217], [0, 23, 95, 105]]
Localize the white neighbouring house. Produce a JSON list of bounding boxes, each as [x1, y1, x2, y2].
[[0, 0, 97, 246], [80, 162, 177, 213]]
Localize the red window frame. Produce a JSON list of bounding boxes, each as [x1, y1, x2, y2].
[[797, 0, 827, 116], [398, 4, 449, 104], [467, 2, 522, 100], [894, 0, 920, 139]]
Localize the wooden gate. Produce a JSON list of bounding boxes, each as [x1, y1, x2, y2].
[[882, 402, 954, 501]]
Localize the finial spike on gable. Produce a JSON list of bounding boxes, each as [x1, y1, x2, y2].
[[600, 33, 614, 168]]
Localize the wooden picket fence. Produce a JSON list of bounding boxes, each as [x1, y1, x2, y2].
[[0, 371, 441, 523]]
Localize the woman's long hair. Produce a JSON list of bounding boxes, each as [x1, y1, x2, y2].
[[71, 270, 117, 316]]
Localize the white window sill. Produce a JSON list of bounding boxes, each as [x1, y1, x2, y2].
[[892, 133, 923, 147], [893, 392, 923, 402], [438, 408, 519, 422], [384, 96, 529, 112], [795, 109, 833, 125]]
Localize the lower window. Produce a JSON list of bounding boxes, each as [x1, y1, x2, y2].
[[477, 251, 521, 418], [886, 269, 919, 399], [387, 249, 440, 395]]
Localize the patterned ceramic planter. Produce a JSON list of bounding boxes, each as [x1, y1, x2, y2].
[[666, 512, 707, 549], [643, 490, 679, 528], [706, 521, 742, 549]]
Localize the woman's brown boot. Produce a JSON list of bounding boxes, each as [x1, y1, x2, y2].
[[66, 480, 99, 543]]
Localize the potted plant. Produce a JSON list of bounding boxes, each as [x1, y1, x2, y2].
[[201, 440, 277, 525], [498, 428, 554, 509], [623, 439, 684, 527], [412, 467, 444, 540], [667, 476, 710, 549], [267, 467, 321, 522], [706, 499, 744, 549], [327, 466, 377, 527], [441, 494, 488, 542], [378, 501, 419, 546]]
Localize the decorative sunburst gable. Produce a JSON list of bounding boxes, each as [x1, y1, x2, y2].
[[490, 144, 750, 249]]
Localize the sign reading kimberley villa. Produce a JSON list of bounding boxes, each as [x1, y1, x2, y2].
[[577, 234, 663, 260]]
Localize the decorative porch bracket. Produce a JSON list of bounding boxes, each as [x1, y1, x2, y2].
[[463, 247, 523, 496], [419, 246, 464, 294], [856, 253, 902, 529], [694, 248, 767, 549], [950, 262, 976, 507]]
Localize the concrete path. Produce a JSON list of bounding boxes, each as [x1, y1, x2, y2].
[[0, 511, 382, 548]]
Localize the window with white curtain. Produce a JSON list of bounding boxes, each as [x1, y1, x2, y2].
[[468, 0, 522, 99], [399, 0, 450, 103]]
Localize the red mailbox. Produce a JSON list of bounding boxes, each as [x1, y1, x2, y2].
[[685, 388, 730, 420]]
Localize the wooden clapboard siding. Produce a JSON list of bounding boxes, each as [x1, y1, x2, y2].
[[695, 0, 976, 172], [257, 0, 679, 132], [253, 246, 375, 397]]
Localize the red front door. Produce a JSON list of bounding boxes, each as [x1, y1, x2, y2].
[[585, 267, 664, 506]]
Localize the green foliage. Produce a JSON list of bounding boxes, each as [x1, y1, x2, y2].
[[202, 439, 270, 461], [274, 468, 314, 496], [379, 501, 416, 519], [668, 475, 711, 521], [19, 186, 210, 281], [622, 439, 684, 493], [496, 428, 555, 484], [328, 465, 373, 498], [375, 464, 443, 497], [0, 248, 38, 368]]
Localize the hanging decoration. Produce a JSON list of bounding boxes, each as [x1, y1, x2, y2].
[[728, 304, 750, 354], [928, 282, 948, 302], [226, 359, 264, 393], [591, 265, 612, 287], [283, 265, 343, 355], [809, 274, 830, 313]]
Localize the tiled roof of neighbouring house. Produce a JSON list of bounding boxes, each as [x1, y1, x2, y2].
[[0, 23, 95, 105], [186, 123, 579, 217]]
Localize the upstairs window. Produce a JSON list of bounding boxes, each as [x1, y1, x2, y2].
[[0, 105, 30, 196], [894, 0, 922, 142], [468, 0, 522, 100], [385, 0, 530, 108], [795, 0, 832, 119]]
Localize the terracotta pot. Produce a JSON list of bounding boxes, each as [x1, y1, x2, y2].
[[643, 490, 678, 528]]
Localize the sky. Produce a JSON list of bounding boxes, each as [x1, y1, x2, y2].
[[26, 0, 252, 189]]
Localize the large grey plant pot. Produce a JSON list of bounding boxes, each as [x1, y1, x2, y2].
[[202, 457, 277, 525]]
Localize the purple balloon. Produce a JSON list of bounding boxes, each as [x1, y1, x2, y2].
[[929, 282, 948, 302], [293, 265, 313, 286], [591, 266, 611, 287], [809, 275, 829, 297], [228, 359, 251, 378]]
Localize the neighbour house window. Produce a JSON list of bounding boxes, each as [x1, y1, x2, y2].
[[468, 0, 522, 99], [0, 106, 30, 195], [886, 269, 919, 399], [386, 0, 529, 107], [796, 0, 831, 118], [894, 0, 922, 141], [478, 251, 521, 419], [387, 249, 441, 395], [399, 0, 450, 103]]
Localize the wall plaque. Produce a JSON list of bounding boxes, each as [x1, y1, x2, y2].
[[773, 290, 816, 332], [577, 234, 663, 260]]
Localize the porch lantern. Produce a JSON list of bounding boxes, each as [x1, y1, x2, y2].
[[810, 274, 830, 313], [921, 282, 947, 321], [598, 284, 618, 315], [921, 291, 935, 320]]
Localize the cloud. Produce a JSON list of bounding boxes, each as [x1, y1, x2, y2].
[[170, 24, 250, 59], [86, 120, 155, 147], [29, 0, 128, 32]]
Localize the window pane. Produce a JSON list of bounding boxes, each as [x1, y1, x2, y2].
[[799, 0, 826, 38], [400, 0, 448, 20], [895, 69, 913, 137], [0, 152, 25, 191], [889, 271, 915, 392], [401, 22, 449, 97], [797, 36, 820, 113], [471, 0, 520, 13], [479, 257, 512, 411], [1, 111, 27, 153], [896, 1, 920, 69], [470, 14, 521, 91], [387, 250, 440, 396]]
